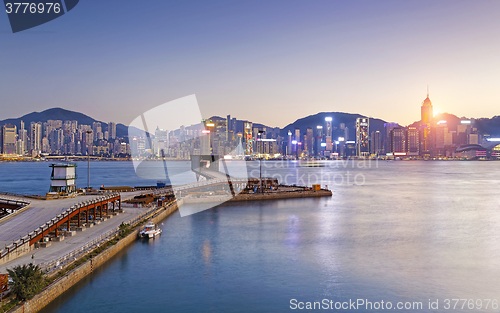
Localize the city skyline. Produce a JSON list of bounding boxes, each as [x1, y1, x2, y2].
[[1, 90, 499, 132], [2, 1, 500, 127], [1, 90, 499, 160]]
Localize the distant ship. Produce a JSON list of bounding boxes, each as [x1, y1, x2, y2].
[[298, 160, 325, 167]]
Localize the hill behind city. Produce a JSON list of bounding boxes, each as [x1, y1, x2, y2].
[[0, 108, 130, 138]]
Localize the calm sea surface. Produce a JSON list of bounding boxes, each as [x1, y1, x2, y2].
[[2, 160, 500, 312]]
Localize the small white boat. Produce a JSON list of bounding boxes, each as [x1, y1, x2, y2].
[[138, 223, 162, 238]]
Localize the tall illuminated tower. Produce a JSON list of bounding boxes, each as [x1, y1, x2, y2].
[[243, 121, 253, 155], [315, 126, 323, 157], [420, 88, 433, 155], [30, 122, 42, 153], [325, 117, 332, 152], [306, 127, 313, 157], [287, 131, 292, 156], [356, 118, 369, 157]]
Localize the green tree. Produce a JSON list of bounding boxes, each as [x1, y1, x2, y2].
[[7, 263, 46, 301], [119, 222, 131, 238]]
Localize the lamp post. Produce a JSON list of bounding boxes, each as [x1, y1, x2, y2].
[[86, 130, 93, 190]]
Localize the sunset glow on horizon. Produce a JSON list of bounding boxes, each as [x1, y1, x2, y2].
[[1, 1, 500, 127]]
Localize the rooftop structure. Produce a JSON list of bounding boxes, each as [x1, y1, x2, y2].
[[49, 163, 77, 194]]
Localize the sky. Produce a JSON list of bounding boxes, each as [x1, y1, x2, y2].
[[1, 0, 500, 128]]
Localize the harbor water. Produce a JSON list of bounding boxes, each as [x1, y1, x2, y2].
[[1, 160, 500, 312]]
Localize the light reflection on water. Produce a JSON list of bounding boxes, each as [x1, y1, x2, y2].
[[2, 161, 500, 312]]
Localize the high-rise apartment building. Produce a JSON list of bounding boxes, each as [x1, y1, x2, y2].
[[2, 124, 17, 154], [30, 122, 42, 153], [108, 122, 116, 140], [17, 120, 27, 155], [93, 122, 102, 141]]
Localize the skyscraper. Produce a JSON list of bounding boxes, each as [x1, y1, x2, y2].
[[315, 126, 323, 157], [30, 122, 42, 153], [406, 127, 419, 156], [370, 130, 383, 155], [420, 89, 433, 155], [18, 120, 27, 155], [391, 127, 406, 153], [243, 121, 253, 155], [325, 117, 332, 152], [384, 122, 399, 153], [200, 130, 211, 155], [154, 127, 169, 156], [108, 122, 116, 140], [93, 122, 102, 141], [356, 118, 369, 156], [306, 127, 313, 157], [2, 124, 17, 154], [294, 128, 301, 157], [287, 130, 292, 156]]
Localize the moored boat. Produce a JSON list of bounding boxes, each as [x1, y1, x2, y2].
[[138, 223, 162, 238]]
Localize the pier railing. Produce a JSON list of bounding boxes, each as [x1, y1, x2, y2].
[[0, 198, 30, 210], [39, 200, 176, 274], [0, 190, 45, 200], [0, 193, 120, 261], [0, 190, 30, 198]]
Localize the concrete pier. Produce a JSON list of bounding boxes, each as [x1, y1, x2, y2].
[[0, 190, 154, 270]]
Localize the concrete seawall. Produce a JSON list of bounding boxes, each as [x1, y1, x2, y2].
[[183, 189, 333, 204], [229, 189, 332, 201], [9, 200, 181, 313], [0, 242, 33, 267]]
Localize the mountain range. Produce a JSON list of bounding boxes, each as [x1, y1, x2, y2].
[[0, 108, 130, 138], [279, 112, 387, 139], [1, 108, 500, 140]]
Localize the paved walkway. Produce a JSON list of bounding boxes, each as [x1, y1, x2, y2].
[[0, 204, 155, 273], [0, 191, 157, 273], [0, 195, 105, 249]]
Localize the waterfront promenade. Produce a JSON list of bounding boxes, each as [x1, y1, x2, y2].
[[0, 191, 155, 273]]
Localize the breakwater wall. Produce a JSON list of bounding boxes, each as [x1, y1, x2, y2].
[[9, 200, 182, 313], [230, 189, 332, 201], [182, 189, 332, 204]]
